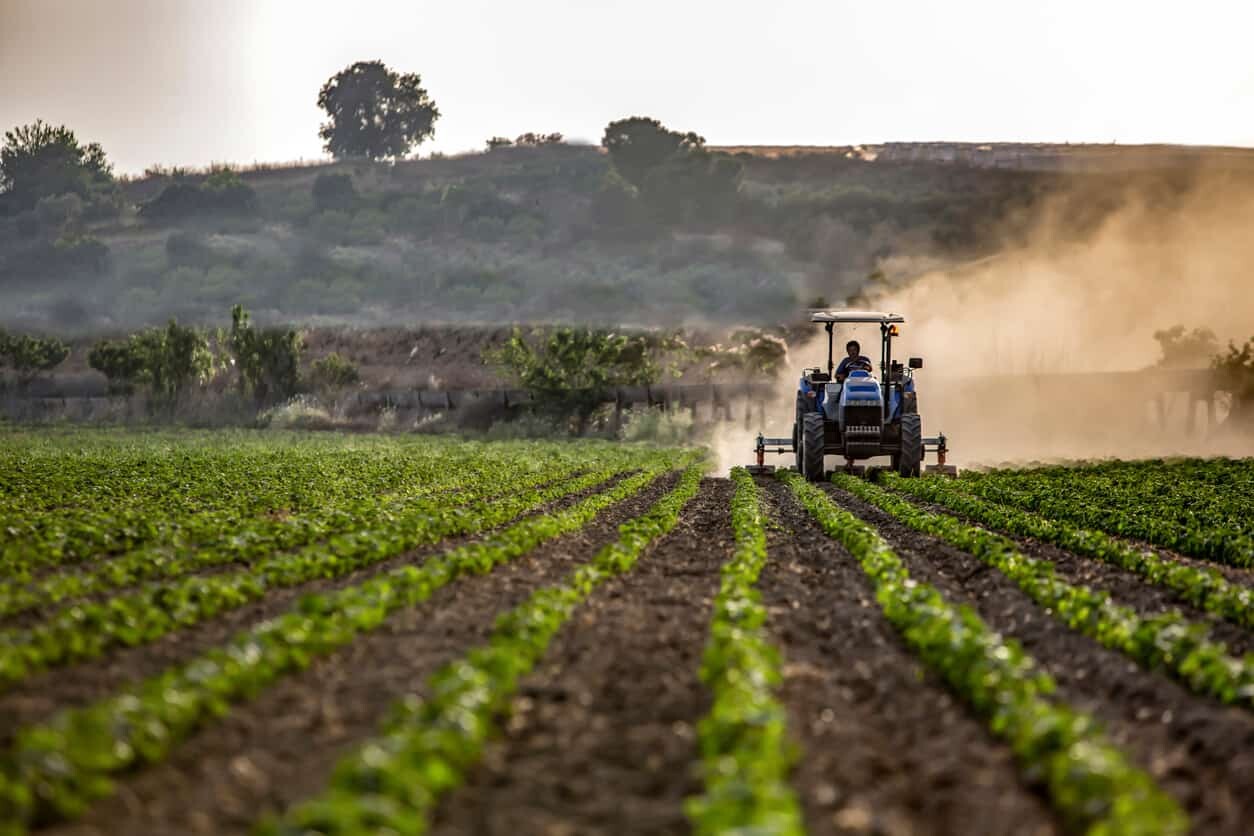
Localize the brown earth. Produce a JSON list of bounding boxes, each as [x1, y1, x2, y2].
[[432, 478, 729, 836], [825, 485, 1254, 835], [0, 471, 626, 740], [758, 479, 1058, 836], [6, 470, 1253, 836], [42, 472, 680, 836]]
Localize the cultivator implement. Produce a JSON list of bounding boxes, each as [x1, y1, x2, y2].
[[746, 430, 957, 477]]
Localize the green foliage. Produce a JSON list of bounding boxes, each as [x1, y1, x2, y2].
[[782, 470, 1188, 835], [837, 474, 1254, 708], [490, 326, 660, 423], [0, 120, 114, 212], [0, 331, 69, 382], [309, 352, 360, 390], [601, 116, 705, 191], [1213, 337, 1254, 425], [263, 461, 701, 835], [960, 460, 1254, 568], [317, 61, 440, 161], [886, 472, 1253, 629], [138, 168, 257, 223], [87, 321, 211, 407], [228, 305, 303, 405], [686, 469, 804, 834], [312, 172, 358, 212], [0, 435, 690, 831]]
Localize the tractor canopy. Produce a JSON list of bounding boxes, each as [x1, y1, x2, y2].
[[809, 310, 905, 324]]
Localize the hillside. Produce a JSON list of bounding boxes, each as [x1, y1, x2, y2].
[[0, 142, 1059, 332]]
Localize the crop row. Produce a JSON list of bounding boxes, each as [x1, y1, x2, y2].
[[961, 466, 1253, 568], [257, 463, 704, 835], [685, 468, 803, 834], [780, 471, 1186, 834], [0, 455, 641, 688], [836, 476, 1254, 709], [0, 452, 584, 619], [881, 473, 1253, 629], [0, 457, 697, 833], [0, 436, 514, 578]]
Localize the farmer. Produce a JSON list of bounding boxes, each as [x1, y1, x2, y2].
[[835, 340, 874, 382]]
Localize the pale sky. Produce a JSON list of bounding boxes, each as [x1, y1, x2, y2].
[[3, 0, 1252, 174]]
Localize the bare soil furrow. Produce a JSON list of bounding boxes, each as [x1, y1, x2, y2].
[[430, 478, 729, 836], [760, 479, 1058, 836], [40, 472, 678, 836], [825, 486, 1254, 835]]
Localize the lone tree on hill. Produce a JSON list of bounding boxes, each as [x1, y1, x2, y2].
[[317, 61, 440, 161], [601, 117, 704, 191], [0, 120, 113, 211]]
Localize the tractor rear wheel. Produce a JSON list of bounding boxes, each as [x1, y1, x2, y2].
[[897, 413, 923, 477], [802, 412, 826, 482]]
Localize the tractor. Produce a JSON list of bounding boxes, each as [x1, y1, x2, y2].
[[752, 310, 955, 480]]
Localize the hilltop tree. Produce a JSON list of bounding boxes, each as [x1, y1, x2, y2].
[[0, 120, 113, 211], [601, 117, 704, 191], [317, 61, 440, 161]]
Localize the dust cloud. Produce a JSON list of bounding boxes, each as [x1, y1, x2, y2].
[[714, 166, 1254, 472]]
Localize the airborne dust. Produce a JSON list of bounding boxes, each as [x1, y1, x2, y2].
[[714, 166, 1254, 471]]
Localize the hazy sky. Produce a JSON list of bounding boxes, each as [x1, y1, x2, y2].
[[3, 0, 1252, 173]]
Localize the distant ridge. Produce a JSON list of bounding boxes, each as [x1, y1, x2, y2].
[[710, 141, 1254, 171]]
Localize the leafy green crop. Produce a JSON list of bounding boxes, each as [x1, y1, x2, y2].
[[959, 460, 1254, 568], [686, 468, 803, 834], [836, 475, 1254, 709], [257, 463, 704, 836], [0, 459, 622, 687], [781, 471, 1187, 835], [882, 473, 1253, 629], [0, 456, 699, 833]]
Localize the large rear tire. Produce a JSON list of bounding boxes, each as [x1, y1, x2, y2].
[[897, 413, 923, 477], [793, 395, 806, 472], [802, 412, 826, 482]]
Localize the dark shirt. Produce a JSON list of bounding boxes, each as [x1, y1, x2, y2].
[[835, 355, 873, 380]]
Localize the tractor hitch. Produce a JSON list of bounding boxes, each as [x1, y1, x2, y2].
[[923, 432, 958, 476], [746, 432, 795, 475]]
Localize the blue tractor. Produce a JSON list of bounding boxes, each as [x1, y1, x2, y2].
[[753, 310, 953, 481]]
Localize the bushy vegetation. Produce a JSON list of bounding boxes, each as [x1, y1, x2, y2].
[[0, 330, 69, 383], [226, 304, 302, 406], [87, 320, 212, 408]]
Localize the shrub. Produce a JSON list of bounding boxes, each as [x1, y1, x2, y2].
[[89, 320, 212, 407], [618, 406, 693, 444], [310, 352, 360, 389], [312, 173, 357, 212], [0, 331, 70, 383], [228, 304, 303, 406], [139, 168, 257, 224]]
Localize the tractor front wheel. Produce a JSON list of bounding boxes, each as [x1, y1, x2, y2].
[[802, 412, 826, 482], [897, 414, 923, 477]]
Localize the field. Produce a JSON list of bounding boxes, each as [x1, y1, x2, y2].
[[0, 430, 1251, 835]]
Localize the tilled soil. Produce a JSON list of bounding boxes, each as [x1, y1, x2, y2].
[[826, 486, 1254, 835], [430, 478, 730, 836], [44, 471, 680, 836], [758, 479, 1058, 836], [0, 472, 631, 744], [902, 494, 1254, 656]]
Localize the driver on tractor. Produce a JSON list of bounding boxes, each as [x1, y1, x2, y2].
[[835, 340, 874, 382]]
